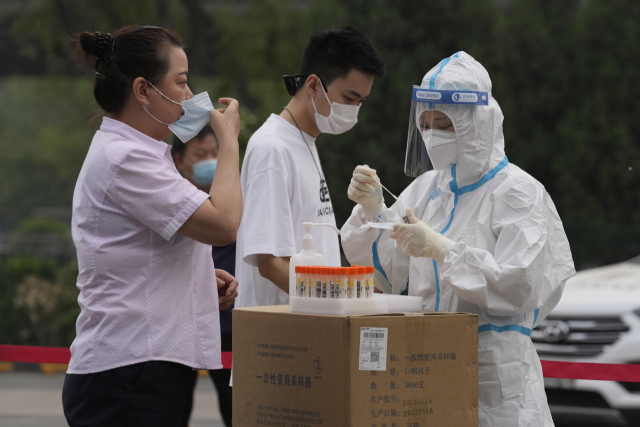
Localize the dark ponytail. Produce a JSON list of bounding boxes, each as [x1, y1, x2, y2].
[[73, 26, 183, 114]]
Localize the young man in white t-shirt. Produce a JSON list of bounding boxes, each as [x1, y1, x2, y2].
[[235, 25, 386, 307]]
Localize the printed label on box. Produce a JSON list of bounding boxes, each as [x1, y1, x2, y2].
[[359, 327, 388, 371]]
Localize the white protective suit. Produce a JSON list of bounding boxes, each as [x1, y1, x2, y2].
[[341, 51, 576, 426]]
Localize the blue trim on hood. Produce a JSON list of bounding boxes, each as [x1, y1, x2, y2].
[[427, 53, 455, 109], [429, 58, 451, 90]]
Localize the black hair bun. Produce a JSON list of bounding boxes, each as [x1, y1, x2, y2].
[[78, 31, 111, 59], [72, 25, 183, 114]]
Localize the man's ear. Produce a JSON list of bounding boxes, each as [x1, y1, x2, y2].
[[132, 77, 151, 106], [304, 74, 321, 99]]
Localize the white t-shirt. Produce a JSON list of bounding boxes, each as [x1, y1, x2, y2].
[[235, 114, 341, 307]]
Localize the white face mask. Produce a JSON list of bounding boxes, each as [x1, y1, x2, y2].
[[143, 81, 214, 143], [312, 83, 360, 135], [421, 129, 458, 171]]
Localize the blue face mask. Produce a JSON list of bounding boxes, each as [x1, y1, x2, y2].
[[143, 82, 214, 143], [187, 158, 217, 186]]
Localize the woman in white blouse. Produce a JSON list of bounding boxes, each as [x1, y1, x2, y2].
[[63, 25, 242, 427]]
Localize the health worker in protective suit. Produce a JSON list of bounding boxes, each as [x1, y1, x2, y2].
[[340, 51, 576, 426]]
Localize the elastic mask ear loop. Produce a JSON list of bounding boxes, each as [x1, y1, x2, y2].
[[142, 104, 172, 125], [311, 79, 331, 117], [143, 80, 186, 124]]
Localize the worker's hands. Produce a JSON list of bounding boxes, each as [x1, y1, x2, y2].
[[347, 165, 383, 218], [215, 268, 239, 310], [390, 208, 454, 263]]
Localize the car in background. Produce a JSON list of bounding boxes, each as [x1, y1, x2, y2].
[[533, 256, 640, 426]]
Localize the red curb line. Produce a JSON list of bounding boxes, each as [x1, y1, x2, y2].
[[0, 345, 233, 370], [540, 360, 640, 383], [4, 345, 640, 382]]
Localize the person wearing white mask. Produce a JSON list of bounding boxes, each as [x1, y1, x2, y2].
[[341, 51, 575, 426], [63, 26, 240, 426], [234, 25, 386, 308]]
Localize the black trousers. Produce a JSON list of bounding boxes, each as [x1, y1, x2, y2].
[[62, 360, 193, 427], [180, 334, 233, 427]]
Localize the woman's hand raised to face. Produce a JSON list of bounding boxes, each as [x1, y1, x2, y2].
[[179, 97, 242, 246], [210, 98, 240, 147]]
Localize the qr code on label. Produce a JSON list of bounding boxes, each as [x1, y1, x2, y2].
[[359, 327, 387, 371]]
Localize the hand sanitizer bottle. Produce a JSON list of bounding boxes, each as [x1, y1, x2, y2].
[[288, 222, 340, 296]]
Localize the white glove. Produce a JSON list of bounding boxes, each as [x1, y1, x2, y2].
[[347, 165, 383, 218], [389, 208, 454, 263]]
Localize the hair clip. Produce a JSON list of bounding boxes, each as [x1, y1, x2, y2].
[[94, 31, 112, 57], [95, 72, 106, 79]]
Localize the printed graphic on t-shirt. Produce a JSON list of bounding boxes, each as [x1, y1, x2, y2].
[[318, 178, 334, 218], [317, 206, 334, 217], [319, 178, 330, 203]]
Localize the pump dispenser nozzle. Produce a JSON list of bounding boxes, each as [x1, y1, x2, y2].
[[301, 222, 340, 250], [302, 222, 340, 235]]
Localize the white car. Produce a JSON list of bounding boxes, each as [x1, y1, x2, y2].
[[532, 256, 640, 426]]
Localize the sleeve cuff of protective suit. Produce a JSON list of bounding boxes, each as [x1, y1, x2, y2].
[[441, 241, 467, 267], [433, 235, 455, 264], [357, 203, 384, 221]]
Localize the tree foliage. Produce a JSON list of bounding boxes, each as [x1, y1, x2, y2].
[[0, 0, 639, 269], [0, 257, 79, 347]]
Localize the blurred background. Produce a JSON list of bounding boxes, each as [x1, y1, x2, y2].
[[0, 0, 639, 426]]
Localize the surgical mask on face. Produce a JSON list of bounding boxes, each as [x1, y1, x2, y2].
[[184, 158, 217, 186], [143, 81, 214, 143], [311, 83, 360, 135], [421, 129, 458, 171]]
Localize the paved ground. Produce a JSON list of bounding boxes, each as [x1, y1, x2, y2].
[[1, 371, 624, 427], [0, 371, 225, 427]]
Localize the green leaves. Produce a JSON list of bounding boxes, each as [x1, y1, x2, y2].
[[0, 78, 95, 226], [0, 258, 80, 347], [0, 0, 639, 268]]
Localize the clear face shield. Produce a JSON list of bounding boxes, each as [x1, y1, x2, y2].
[[404, 86, 489, 177]]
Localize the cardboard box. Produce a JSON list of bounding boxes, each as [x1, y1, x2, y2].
[[233, 305, 478, 427]]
